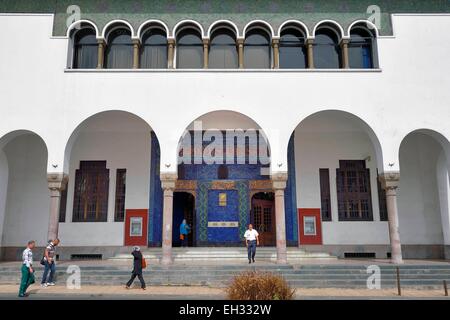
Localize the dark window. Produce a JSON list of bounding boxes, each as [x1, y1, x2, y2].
[[279, 28, 307, 69], [349, 27, 374, 69], [114, 169, 126, 222], [177, 164, 186, 180], [244, 29, 271, 69], [377, 169, 388, 221], [336, 160, 373, 221], [73, 161, 109, 222], [59, 185, 68, 222], [140, 28, 167, 68], [314, 28, 341, 69], [209, 28, 238, 69], [218, 164, 229, 179], [105, 28, 133, 69], [73, 28, 98, 69], [176, 28, 203, 69], [319, 169, 332, 221]]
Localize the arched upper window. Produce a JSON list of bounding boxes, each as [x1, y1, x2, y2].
[[279, 27, 307, 69], [72, 27, 98, 69], [349, 27, 376, 69], [244, 29, 271, 69], [105, 28, 133, 69], [176, 28, 203, 69], [140, 28, 168, 69], [314, 27, 341, 69], [209, 28, 238, 69]]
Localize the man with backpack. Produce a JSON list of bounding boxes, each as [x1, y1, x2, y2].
[[41, 238, 60, 287], [125, 246, 146, 290]]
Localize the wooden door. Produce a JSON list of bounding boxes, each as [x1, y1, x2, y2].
[[251, 199, 276, 246]]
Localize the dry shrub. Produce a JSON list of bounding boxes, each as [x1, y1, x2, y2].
[[226, 271, 295, 300]]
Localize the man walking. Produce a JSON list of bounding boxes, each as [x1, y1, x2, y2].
[[19, 240, 36, 297], [244, 224, 259, 264], [125, 246, 146, 290], [41, 238, 59, 287]]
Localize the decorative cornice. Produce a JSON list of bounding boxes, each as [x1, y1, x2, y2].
[[47, 173, 68, 191]]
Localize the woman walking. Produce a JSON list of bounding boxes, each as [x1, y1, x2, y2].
[[179, 219, 191, 247], [125, 246, 146, 290]]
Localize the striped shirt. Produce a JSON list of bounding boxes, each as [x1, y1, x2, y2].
[[22, 248, 33, 268], [44, 242, 56, 261]]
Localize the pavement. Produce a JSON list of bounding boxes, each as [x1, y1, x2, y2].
[[0, 284, 449, 300]]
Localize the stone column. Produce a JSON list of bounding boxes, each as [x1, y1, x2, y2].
[[132, 39, 141, 69], [161, 173, 177, 265], [203, 38, 209, 69], [237, 38, 245, 69], [340, 39, 350, 69], [306, 38, 314, 69], [272, 38, 280, 69], [379, 172, 403, 264], [272, 172, 288, 264], [47, 173, 68, 241], [167, 38, 176, 69], [96, 39, 106, 69]]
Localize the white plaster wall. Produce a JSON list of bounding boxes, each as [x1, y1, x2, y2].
[[1, 135, 49, 246], [59, 112, 151, 246], [398, 133, 444, 245], [294, 112, 390, 245], [0, 150, 8, 247]]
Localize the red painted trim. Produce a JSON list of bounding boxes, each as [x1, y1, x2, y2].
[[298, 208, 323, 245], [124, 209, 148, 246]]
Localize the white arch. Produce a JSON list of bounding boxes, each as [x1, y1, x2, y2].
[[207, 20, 239, 38], [277, 20, 310, 38], [66, 19, 99, 38], [312, 19, 346, 39], [347, 19, 379, 37], [137, 19, 170, 39], [243, 20, 275, 38], [101, 19, 136, 39], [172, 19, 205, 38]]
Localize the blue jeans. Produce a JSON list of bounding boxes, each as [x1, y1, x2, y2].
[[247, 240, 257, 261], [41, 260, 55, 284], [181, 234, 188, 247]]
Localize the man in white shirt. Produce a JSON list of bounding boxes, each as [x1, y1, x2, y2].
[[19, 240, 35, 297], [244, 224, 259, 264]]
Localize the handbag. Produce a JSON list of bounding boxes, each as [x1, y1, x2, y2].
[[180, 234, 185, 240], [141, 257, 147, 269]]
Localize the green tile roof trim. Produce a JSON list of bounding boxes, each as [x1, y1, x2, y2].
[[1, 0, 450, 36]]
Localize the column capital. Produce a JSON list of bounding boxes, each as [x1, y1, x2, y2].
[[340, 38, 350, 46], [132, 38, 141, 46], [97, 38, 106, 45], [237, 38, 245, 46], [379, 171, 400, 191], [272, 38, 280, 47], [167, 38, 176, 46], [161, 172, 177, 191], [271, 171, 288, 190], [202, 38, 210, 46], [47, 173, 68, 192], [305, 38, 314, 45]]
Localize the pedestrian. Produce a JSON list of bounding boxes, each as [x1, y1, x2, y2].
[[179, 219, 191, 247], [19, 240, 36, 298], [41, 238, 60, 287], [244, 224, 259, 264], [125, 246, 146, 290]]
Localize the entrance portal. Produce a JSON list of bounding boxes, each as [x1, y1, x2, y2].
[[173, 192, 196, 247], [251, 192, 275, 246]]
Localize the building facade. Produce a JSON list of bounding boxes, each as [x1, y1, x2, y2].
[[1, 1, 450, 263]]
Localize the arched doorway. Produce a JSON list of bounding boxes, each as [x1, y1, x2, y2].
[[250, 192, 275, 246], [172, 192, 195, 247], [398, 130, 450, 259], [0, 131, 49, 256]]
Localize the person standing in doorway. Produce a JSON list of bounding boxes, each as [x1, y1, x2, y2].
[[41, 238, 59, 287], [126, 246, 146, 290], [180, 219, 191, 247], [18, 240, 36, 297], [244, 224, 259, 264]]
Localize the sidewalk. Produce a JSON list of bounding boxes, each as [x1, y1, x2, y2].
[[0, 284, 449, 300]]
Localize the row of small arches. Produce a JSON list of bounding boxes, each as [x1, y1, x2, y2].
[[69, 19, 378, 70]]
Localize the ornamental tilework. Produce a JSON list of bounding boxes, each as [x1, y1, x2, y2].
[[2, 0, 449, 37]]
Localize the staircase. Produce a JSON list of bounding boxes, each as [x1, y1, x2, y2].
[[1, 262, 450, 289], [110, 247, 337, 263]]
